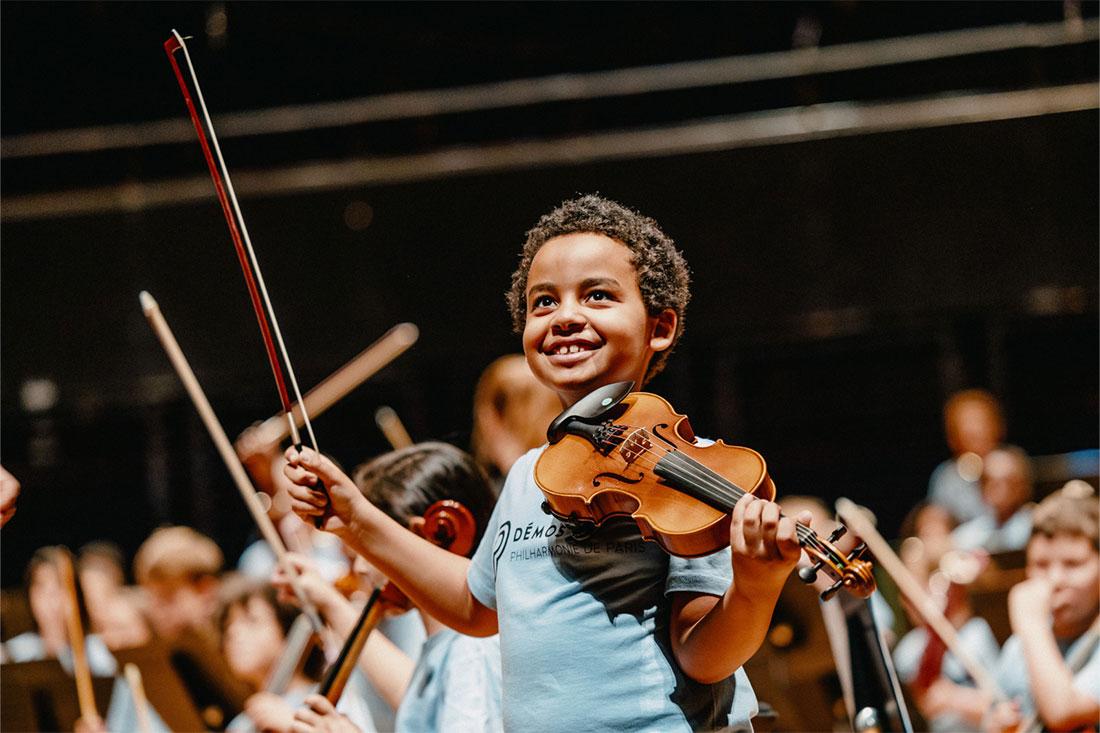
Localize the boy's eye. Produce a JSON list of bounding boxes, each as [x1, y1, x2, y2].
[[531, 295, 555, 309], [587, 290, 612, 302]]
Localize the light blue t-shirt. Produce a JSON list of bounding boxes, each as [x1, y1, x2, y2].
[[951, 507, 1032, 554], [394, 629, 502, 733], [927, 459, 986, 523], [466, 447, 758, 732], [995, 630, 1100, 718], [893, 617, 1001, 732]]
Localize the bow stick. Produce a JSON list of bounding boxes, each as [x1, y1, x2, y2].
[[835, 498, 1006, 702], [54, 547, 101, 728], [140, 291, 328, 636], [164, 30, 330, 525], [375, 406, 414, 450], [253, 323, 420, 447]]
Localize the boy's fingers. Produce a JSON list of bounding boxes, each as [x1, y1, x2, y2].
[[759, 501, 781, 559], [290, 499, 325, 517], [742, 496, 765, 549], [284, 463, 319, 486], [729, 494, 748, 549], [307, 695, 336, 714], [776, 516, 800, 560]]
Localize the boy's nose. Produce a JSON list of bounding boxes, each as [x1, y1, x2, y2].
[[550, 299, 585, 332]]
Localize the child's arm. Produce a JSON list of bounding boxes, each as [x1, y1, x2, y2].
[[670, 494, 803, 684], [272, 555, 415, 711], [283, 447, 498, 638], [1009, 577, 1100, 730]]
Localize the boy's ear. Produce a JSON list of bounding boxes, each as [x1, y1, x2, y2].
[[648, 308, 677, 353]]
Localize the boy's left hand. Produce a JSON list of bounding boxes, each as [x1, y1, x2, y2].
[[729, 493, 806, 597], [292, 695, 361, 733]]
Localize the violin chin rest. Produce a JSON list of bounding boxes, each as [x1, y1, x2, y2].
[[546, 381, 635, 443]]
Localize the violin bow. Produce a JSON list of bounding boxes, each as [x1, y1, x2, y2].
[[163, 30, 329, 524], [835, 498, 1006, 702], [375, 405, 414, 450], [54, 547, 101, 728], [317, 588, 387, 705], [140, 292, 328, 637], [252, 322, 420, 447]]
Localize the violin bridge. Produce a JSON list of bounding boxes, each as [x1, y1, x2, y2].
[[618, 428, 652, 466]]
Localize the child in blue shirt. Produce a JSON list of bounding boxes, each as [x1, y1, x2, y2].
[[284, 195, 809, 731], [288, 442, 502, 733]]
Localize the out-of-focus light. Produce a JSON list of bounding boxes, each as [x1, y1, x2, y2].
[[206, 3, 229, 47], [343, 201, 374, 231], [1026, 285, 1088, 315], [768, 622, 795, 649], [957, 452, 983, 482], [21, 378, 59, 413]]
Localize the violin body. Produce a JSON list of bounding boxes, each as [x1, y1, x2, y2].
[[535, 382, 875, 599], [536, 389, 775, 558]]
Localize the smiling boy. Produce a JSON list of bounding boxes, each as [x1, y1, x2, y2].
[[284, 195, 806, 731]]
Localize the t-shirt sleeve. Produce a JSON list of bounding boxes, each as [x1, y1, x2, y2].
[[1072, 642, 1100, 703], [666, 546, 733, 597], [468, 452, 536, 609]]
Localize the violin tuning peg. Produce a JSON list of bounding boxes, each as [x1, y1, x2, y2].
[[827, 526, 847, 543], [540, 501, 552, 516], [848, 541, 868, 559], [820, 578, 845, 601], [797, 560, 823, 584]]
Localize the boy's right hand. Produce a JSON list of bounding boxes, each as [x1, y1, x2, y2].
[[272, 553, 338, 609], [283, 447, 365, 535]]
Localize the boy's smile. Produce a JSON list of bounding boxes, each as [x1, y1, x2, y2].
[[522, 232, 675, 406]]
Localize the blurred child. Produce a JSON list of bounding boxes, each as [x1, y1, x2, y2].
[[217, 576, 374, 732], [5, 546, 116, 675], [952, 446, 1033, 553], [284, 441, 502, 733], [77, 541, 150, 651], [133, 525, 224, 644], [985, 485, 1100, 731], [470, 354, 561, 483], [283, 195, 809, 730], [927, 390, 1005, 523], [892, 547, 1000, 732]]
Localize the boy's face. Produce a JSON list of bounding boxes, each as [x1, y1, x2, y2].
[[522, 233, 675, 406], [222, 596, 284, 687], [1026, 534, 1100, 637], [981, 451, 1030, 521], [144, 576, 217, 642], [29, 563, 67, 640]]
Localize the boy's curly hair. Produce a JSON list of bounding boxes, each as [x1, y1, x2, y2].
[[506, 195, 691, 382]]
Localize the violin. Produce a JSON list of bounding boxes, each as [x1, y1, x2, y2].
[[535, 382, 875, 600]]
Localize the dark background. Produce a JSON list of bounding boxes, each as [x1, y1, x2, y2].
[[2, 2, 1097, 588]]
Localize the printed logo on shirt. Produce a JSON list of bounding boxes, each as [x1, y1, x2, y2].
[[494, 517, 649, 565], [491, 521, 511, 571]]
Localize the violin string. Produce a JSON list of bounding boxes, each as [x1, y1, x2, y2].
[[598, 425, 836, 559]]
